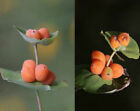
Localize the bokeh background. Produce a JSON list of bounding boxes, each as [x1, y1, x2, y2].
[[0, 0, 74, 111], [76, 0, 140, 111]]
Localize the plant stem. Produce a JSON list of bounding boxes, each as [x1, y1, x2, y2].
[[33, 44, 39, 65], [33, 44, 42, 111], [106, 50, 117, 67], [35, 90, 42, 111]]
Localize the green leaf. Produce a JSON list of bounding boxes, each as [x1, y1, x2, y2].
[[75, 65, 112, 93], [101, 31, 140, 59], [15, 26, 59, 46], [75, 65, 130, 94], [0, 68, 67, 91]]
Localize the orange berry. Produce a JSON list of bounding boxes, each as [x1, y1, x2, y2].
[[105, 55, 113, 65], [110, 63, 124, 78], [22, 60, 36, 69], [21, 67, 36, 82], [91, 50, 105, 64], [21, 60, 36, 83], [101, 67, 113, 80], [90, 59, 105, 74], [118, 32, 130, 46], [26, 29, 41, 40], [110, 35, 120, 48], [35, 64, 49, 81], [42, 70, 56, 85], [39, 27, 50, 39]]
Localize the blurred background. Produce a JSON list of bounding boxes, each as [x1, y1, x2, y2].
[[0, 0, 74, 111], [76, 0, 140, 111]]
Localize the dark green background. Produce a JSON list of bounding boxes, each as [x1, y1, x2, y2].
[[0, 0, 74, 111], [76, 0, 140, 111]]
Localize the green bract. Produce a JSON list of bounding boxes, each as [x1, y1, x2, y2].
[[101, 31, 140, 59], [75, 65, 130, 94], [0, 68, 67, 91], [15, 26, 59, 46]]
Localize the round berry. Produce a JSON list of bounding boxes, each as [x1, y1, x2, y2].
[[22, 60, 36, 69], [101, 67, 113, 80], [110, 63, 124, 78], [90, 59, 105, 74], [91, 50, 105, 64], [110, 35, 120, 48], [21, 60, 36, 83], [118, 32, 130, 47], [42, 70, 56, 85], [26, 29, 41, 40], [35, 64, 49, 81], [39, 27, 50, 39]]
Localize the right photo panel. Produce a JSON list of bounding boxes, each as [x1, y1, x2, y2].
[[76, 0, 140, 111]]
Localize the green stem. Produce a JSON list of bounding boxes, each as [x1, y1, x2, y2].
[[33, 44, 42, 111], [106, 50, 117, 67]]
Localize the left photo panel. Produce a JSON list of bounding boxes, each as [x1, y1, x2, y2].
[[0, 0, 74, 111]]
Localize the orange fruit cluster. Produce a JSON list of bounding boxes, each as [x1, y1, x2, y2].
[[26, 27, 50, 40], [110, 32, 130, 48], [21, 60, 55, 85], [90, 51, 124, 80]]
